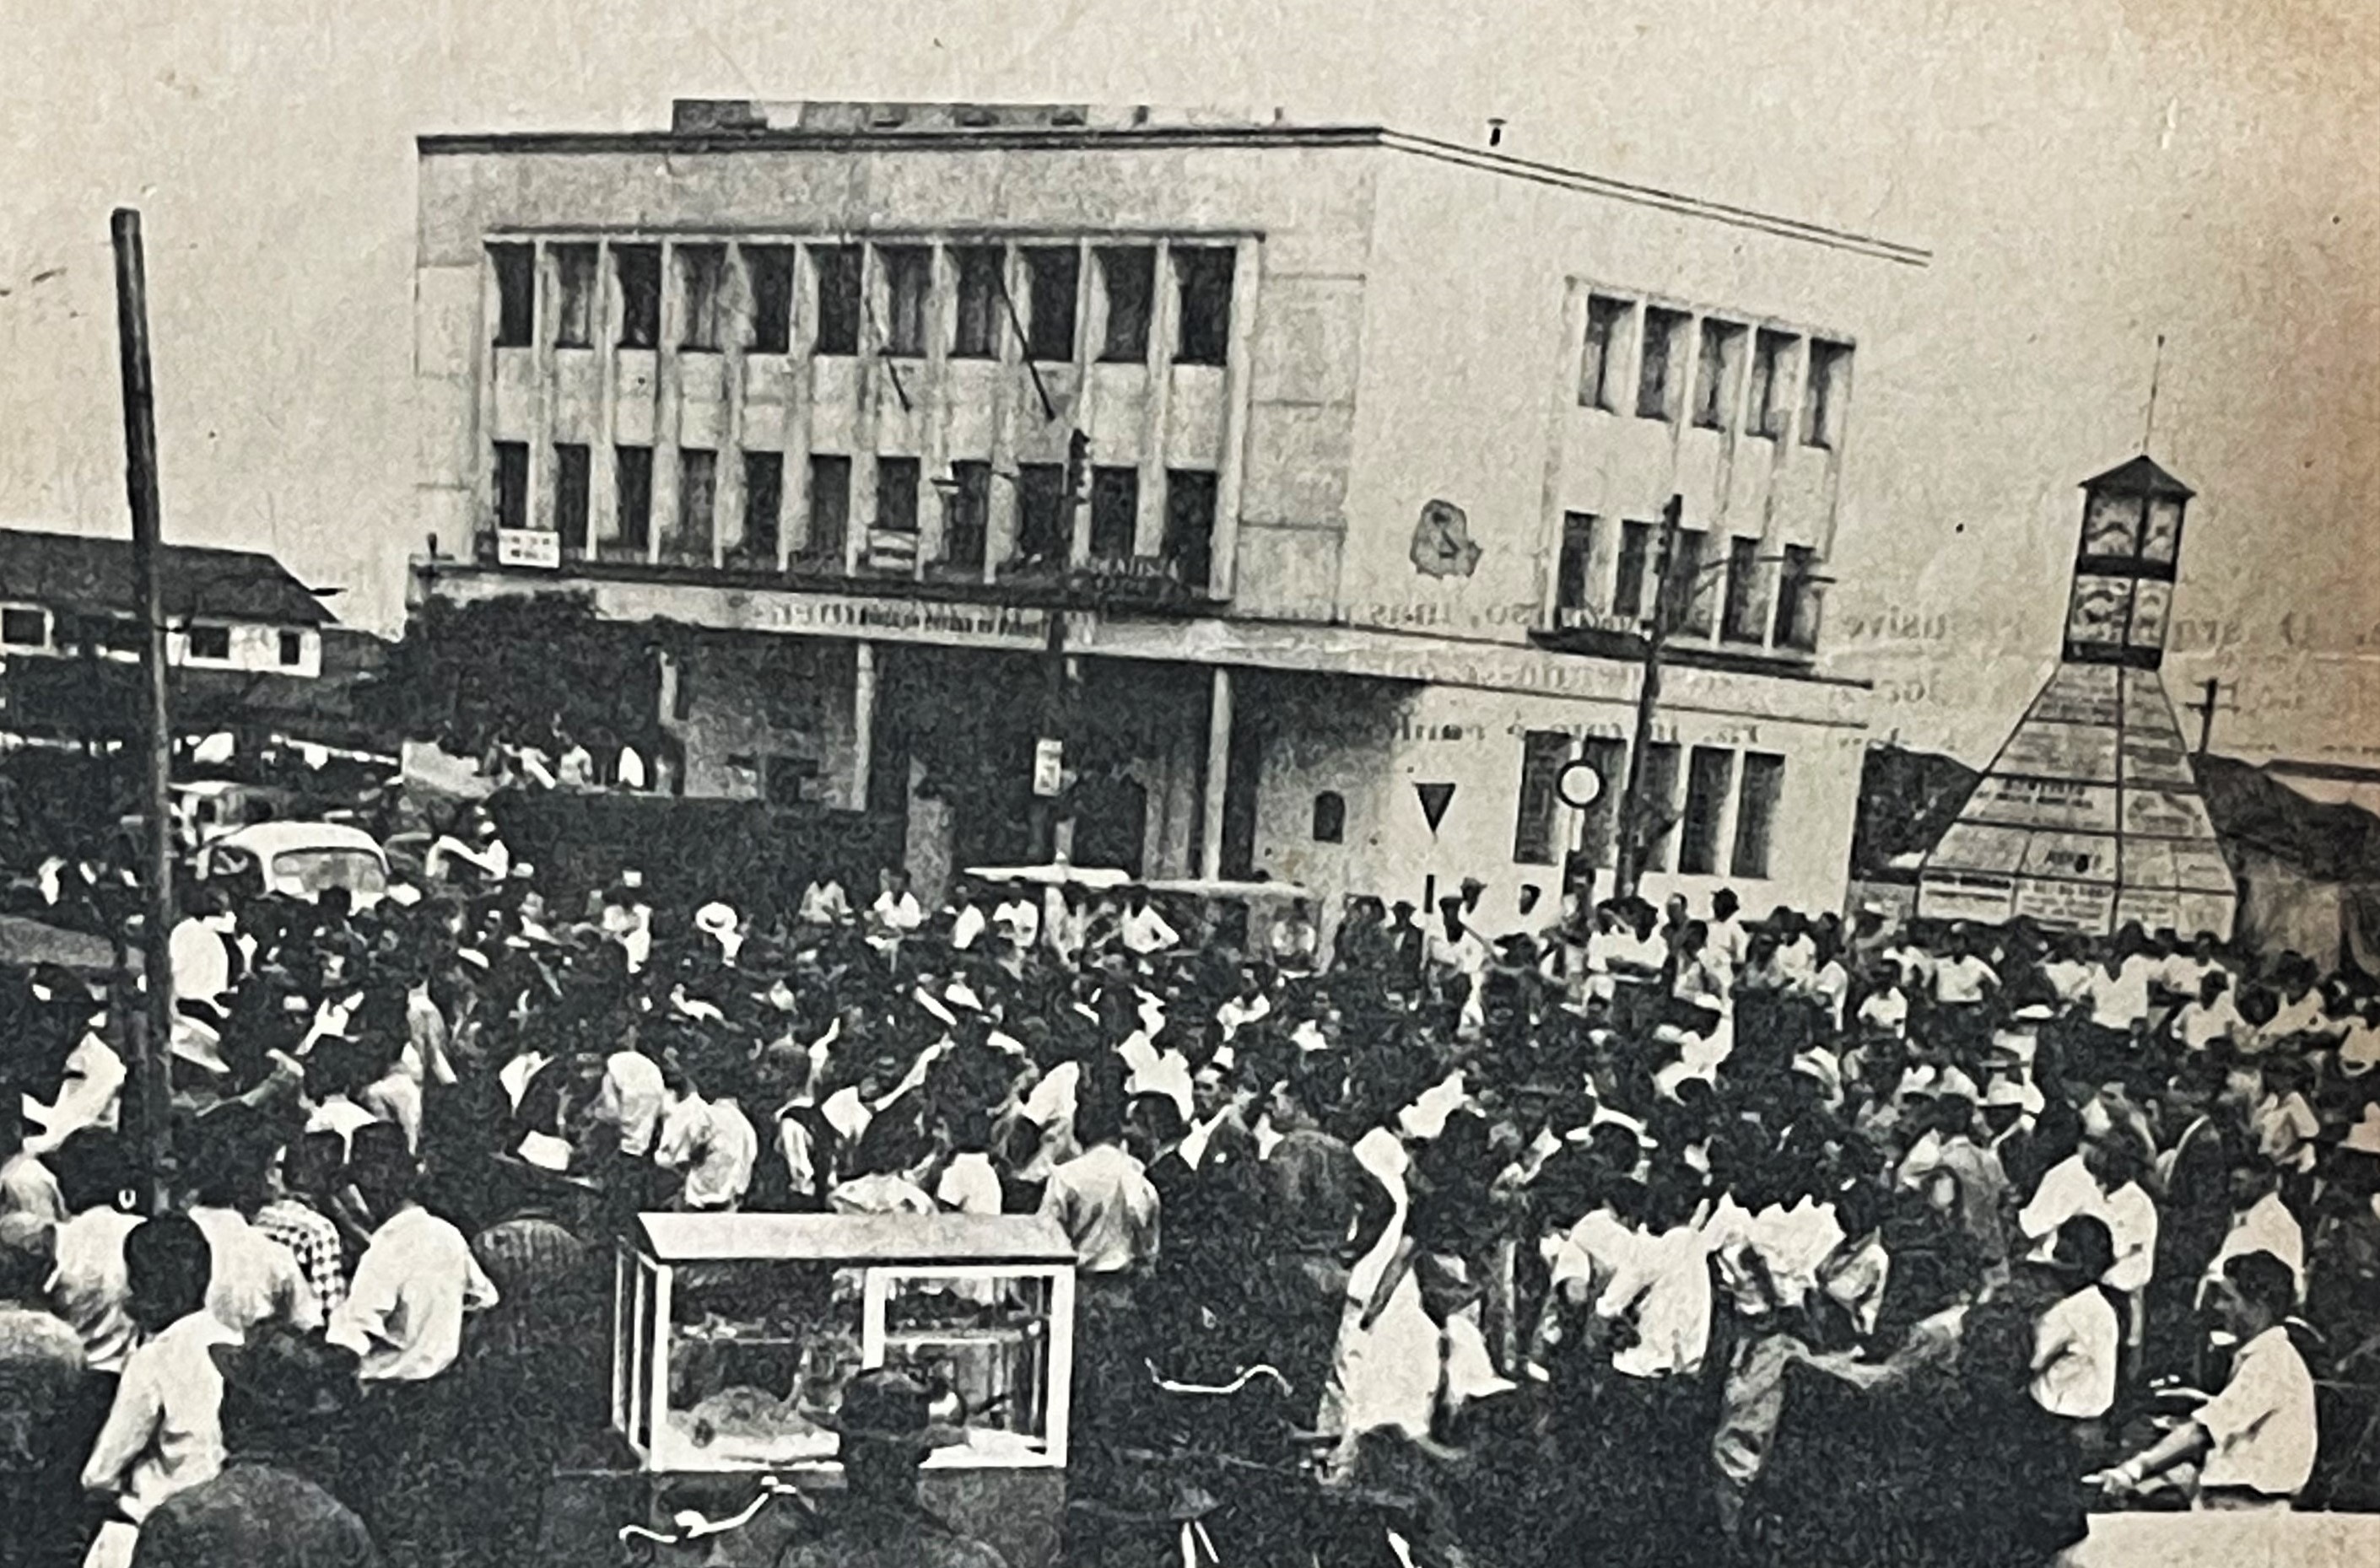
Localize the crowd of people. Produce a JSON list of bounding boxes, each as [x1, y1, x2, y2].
[[3, 817, 2377, 1568]]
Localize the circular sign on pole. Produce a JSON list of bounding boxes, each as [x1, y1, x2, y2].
[[1555, 757, 1605, 811]]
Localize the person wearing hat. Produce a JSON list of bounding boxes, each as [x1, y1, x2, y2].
[[127, 1326, 374, 1568], [776, 1367, 1006, 1567]]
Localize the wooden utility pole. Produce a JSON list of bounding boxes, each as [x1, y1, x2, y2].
[[111, 208, 176, 1212], [1614, 493, 1682, 901]]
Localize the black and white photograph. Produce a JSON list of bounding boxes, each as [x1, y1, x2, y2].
[[1, 3, 2376, 1565]]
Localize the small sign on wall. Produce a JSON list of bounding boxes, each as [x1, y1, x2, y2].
[[497, 529, 562, 569], [1032, 737, 1065, 798]]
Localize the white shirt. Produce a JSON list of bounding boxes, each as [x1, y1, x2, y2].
[[1856, 988, 1909, 1036], [1039, 1144, 1160, 1275], [1604, 1224, 1715, 1379], [2082, 958, 2156, 1029], [870, 890, 925, 935], [2102, 1180, 2160, 1295], [656, 1095, 758, 1210], [796, 880, 850, 924], [1118, 1033, 1195, 1123], [305, 1096, 381, 1161], [2174, 994, 2244, 1053], [48, 1206, 143, 1373], [599, 1050, 669, 1158], [935, 1151, 1004, 1215], [1120, 905, 1179, 955], [189, 1205, 319, 1337], [992, 897, 1040, 950], [1217, 992, 1271, 1042], [328, 1205, 499, 1382], [2031, 1285, 2120, 1419], [169, 917, 234, 1004], [2018, 1153, 2106, 1245], [2197, 1325, 2318, 1496], [2209, 1193, 2306, 1298], [81, 1310, 240, 1520], [1932, 955, 1999, 1005], [949, 904, 987, 951], [23, 1033, 126, 1156]]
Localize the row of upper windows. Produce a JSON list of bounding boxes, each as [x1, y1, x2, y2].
[[1552, 513, 1822, 653], [0, 606, 308, 667], [487, 240, 1238, 368], [1578, 293, 1852, 449]]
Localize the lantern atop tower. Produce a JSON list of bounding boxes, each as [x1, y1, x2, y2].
[[2064, 455, 2196, 670]]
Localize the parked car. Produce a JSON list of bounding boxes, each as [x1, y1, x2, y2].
[[192, 821, 390, 909]]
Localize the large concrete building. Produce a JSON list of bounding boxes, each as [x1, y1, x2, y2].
[[409, 99, 1926, 924]]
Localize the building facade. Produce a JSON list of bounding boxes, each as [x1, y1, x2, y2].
[[411, 100, 1924, 924]]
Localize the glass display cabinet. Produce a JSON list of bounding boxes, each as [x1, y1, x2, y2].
[[613, 1213, 1077, 1475]]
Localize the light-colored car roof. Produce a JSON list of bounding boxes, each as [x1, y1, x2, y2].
[[209, 822, 384, 859]]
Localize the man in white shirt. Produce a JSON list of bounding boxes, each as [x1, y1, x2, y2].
[[2029, 1217, 2121, 1421], [82, 1215, 239, 1544], [2097, 1251, 2317, 1507], [167, 889, 238, 1009], [2171, 972, 2245, 1053], [2206, 1175, 2307, 1301], [328, 1130, 499, 1383], [46, 1129, 144, 1375], [946, 884, 987, 951], [991, 883, 1041, 954], [1117, 891, 1180, 956], [866, 869, 925, 952], [654, 1060, 759, 1213], [184, 1112, 318, 1339], [1703, 890, 1751, 994]]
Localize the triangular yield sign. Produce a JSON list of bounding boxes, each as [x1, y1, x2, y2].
[[1415, 781, 1456, 834]]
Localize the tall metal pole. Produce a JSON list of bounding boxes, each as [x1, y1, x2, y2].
[[111, 208, 175, 1212], [1613, 493, 1682, 902]]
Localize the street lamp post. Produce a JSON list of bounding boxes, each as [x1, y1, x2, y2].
[[1612, 494, 1681, 903]]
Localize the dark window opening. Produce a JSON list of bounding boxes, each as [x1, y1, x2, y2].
[[1680, 746, 1735, 875], [674, 449, 717, 560], [1773, 544, 1821, 652], [1088, 466, 1138, 561], [1014, 462, 1069, 566], [876, 456, 920, 534], [1639, 741, 1682, 873], [614, 245, 661, 350], [1098, 246, 1154, 362], [1612, 519, 1654, 621], [1025, 247, 1079, 363], [1174, 247, 1235, 365], [952, 246, 1004, 359], [739, 452, 783, 565], [1804, 339, 1851, 448], [1579, 294, 1629, 410], [1163, 468, 1217, 590], [493, 441, 529, 533], [615, 445, 654, 552], [1514, 730, 1573, 865], [277, 631, 305, 668], [1311, 791, 1346, 844], [1637, 306, 1687, 421], [677, 245, 726, 352], [1577, 737, 1627, 869], [1694, 319, 1744, 430], [746, 246, 796, 353], [555, 444, 591, 556], [804, 455, 851, 564], [1732, 753, 1785, 878], [1665, 527, 1715, 637], [0, 607, 47, 648], [1557, 512, 1596, 612], [553, 245, 597, 348], [488, 244, 534, 347], [812, 245, 862, 357], [186, 625, 231, 662], [942, 461, 991, 572], [880, 245, 931, 358], [1749, 329, 1791, 438], [1720, 536, 1767, 644]]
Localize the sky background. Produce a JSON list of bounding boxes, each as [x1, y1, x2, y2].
[[2, 0, 2374, 766]]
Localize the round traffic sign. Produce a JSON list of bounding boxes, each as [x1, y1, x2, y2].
[[1555, 758, 1605, 811]]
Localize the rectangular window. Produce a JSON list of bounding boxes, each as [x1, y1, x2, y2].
[[1693, 320, 1745, 430], [746, 246, 796, 353], [812, 245, 862, 357], [1773, 544, 1821, 651], [185, 625, 231, 662], [1088, 466, 1138, 561], [1731, 753, 1786, 878], [1668, 527, 1715, 636], [1014, 462, 1068, 565], [1174, 247, 1235, 365], [1720, 536, 1767, 644], [876, 456, 920, 534], [1637, 306, 1687, 421], [1557, 512, 1596, 612], [554, 444, 591, 555], [675, 449, 717, 558], [1680, 746, 1736, 875], [493, 441, 529, 533], [1513, 730, 1573, 866], [1024, 247, 1079, 363], [739, 452, 783, 565], [1612, 519, 1654, 621], [1748, 329, 1791, 438], [615, 445, 654, 552], [553, 245, 598, 348], [942, 461, 990, 571], [0, 607, 47, 648], [1098, 246, 1155, 362], [277, 631, 305, 668], [1579, 294, 1629, 410], [952, 246, 1004, 359], [805, 455, 851, 563], [1578, 736, 1627, 869], [488, 244, 534, 347], [677, 245, 726, 352], [1804, 339, 1851, 448], [614, 245, 661, 349], [880, 245, 931, 358], [1640, 741, 1683, 874], [1163, 468, 1217, 590]]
